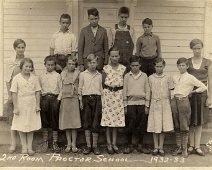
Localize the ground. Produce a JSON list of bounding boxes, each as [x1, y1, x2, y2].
[[0, 144, 212, 167]]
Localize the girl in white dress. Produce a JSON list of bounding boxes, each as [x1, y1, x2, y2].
[[10, 58, 41, 155], [148, 58, 174, 156]]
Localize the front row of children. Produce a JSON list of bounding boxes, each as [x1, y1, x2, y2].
[[9, 46, 207, 158]]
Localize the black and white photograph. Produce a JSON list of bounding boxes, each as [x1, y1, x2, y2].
[[0, 0, 212, 168]]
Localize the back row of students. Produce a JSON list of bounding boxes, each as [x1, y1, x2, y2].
[[5, 6, 212, 158]]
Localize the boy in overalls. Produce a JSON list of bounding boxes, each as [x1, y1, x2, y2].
[[109, 6, 135, 72]]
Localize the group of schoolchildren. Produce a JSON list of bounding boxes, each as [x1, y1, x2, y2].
[[6, 6, 212, 159]]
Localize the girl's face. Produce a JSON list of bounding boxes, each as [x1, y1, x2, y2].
[[155, 62, 165, 75], [15, 43, 25, 56], [60, 18, 71, 32], [22, 62, 33, 75], [110, 51, 120, 64], [67, 60, 76, 71], [192, 43, 202, 57]]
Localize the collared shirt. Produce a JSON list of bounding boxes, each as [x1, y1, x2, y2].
[[78, 70, 102, 97], [136, 32, 161, 58], [91, 26, 98, 37], [39, 71, 61, 95], [123, 71, 150, 107], [172, 72, 207, 97], [50, 30, 77, 55]]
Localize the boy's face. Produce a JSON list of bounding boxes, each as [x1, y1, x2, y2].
[[130, 61, 141, 73], [177, 63, 189, 74], [22, 62, 32, 74], [15, 43, 25, 56], [143, 23, 153, 34], [155, 62, 165, 75], [88, 15, 99, 27], [45, 60, 56, 72], [110, 51, 120, 64], [118, 13, 129, 25], [192, 43, 202, 57], [87, 59, 98, 71], [67, 60, 76, 71], [60, 18, 71, 32]]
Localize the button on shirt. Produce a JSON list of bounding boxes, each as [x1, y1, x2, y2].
[[39, 71, 61, 95], [136, 32, 161, 58], [172, 72, 207, 97], [50, 30, 77, 55], [78, 70, 102, 96]]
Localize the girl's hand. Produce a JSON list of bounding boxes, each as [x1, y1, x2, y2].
[[80, 100, 83, 110], [145, 107, 149, 115], [206, 98, 212, 107], [13, 108, 19, 115]]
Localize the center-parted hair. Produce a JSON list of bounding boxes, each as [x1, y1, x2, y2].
[[154, 57, 166, 66], [118, 6, 129, 15], [44, 55, 56, 65], [13, 39, 26, 49], [87, 8, 99, 16], [129, 55, 141, 64], [60, 13, 71, 22], [177, 57, 189, 66], [20, 58, 34, 71], [87, 53, 98, 62], [189, 39, 203, 49], [142, 18, 153, 26]]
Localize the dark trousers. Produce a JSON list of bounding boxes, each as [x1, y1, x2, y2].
[[125, 105, 147, 145], [82, 95, 102, 132], [171, 97, 191, 132], [40, 95, 60, 130]]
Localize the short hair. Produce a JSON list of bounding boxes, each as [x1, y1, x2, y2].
[[44, 55, 56, 65], [177, 57, 189, 66], [190, 39, 203, 49], [142, 18, 153, 25], [129, 55, 141, 64], [87, 54, 98, 62], [118, 6, 129, 15], [60, 13, 71, 22], [67, 54, 78, 66], [13, 39, 26, 49], [20, 58, 34, 71], [154, 58, 166, 66], [87, 8, 99, 16], [108, 46, 120, 56]]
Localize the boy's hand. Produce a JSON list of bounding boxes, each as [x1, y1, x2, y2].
[[206, 98, 212, 107], [13, 108, 19, 115], [79, 65, 84, 72], [145, 107, 149, 115], [80, 100, 83, 110], [36, 106, 41, 113]]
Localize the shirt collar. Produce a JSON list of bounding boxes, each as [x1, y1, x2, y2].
[[84, 69, 100, 75], [45, 70, 56, 74], [58, 29, 70, 33], [129, 71, 142, 79], [143, 32, 153, 37]]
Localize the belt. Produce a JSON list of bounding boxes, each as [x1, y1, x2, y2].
[[42, 93, 58, 97], [83, 95, 100, 98], [104, 85, 123, 92], [174, 96, 188, 101], [140, 56, 157, 60]]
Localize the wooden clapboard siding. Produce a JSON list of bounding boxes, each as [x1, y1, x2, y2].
[[3, 0, 68, 101], [134, 0, 205, 73]]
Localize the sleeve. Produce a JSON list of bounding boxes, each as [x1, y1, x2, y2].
[[130, 27, 136, 55], [102, 70, 107, 88], [168, 75, 175, 90], [123, 74, 128, 106], [57, 74, 63, 100], [145, 75, 151, 107], [78, 72, 84, 99], [78, 29, 85, 66], [34, 76, 41, 92], [108, 27, 114, 48], [5, 58, 14, 83], [71, 34, 78, 52], [156, 36, 162, 58], [50, 33, 56, 49], [191, 76, 207, 93], [103, 29, 109, 65], [10, 75, 18, 93], [99, 74, 103, 95], [135, 37, 141, 56]]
